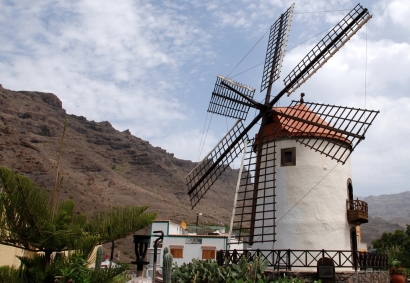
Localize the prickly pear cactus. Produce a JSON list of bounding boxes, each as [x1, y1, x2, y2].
[[163, 247, 173, 283], [95, 246, 103, 269]]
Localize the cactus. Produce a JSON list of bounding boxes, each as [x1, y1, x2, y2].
[[163, 247, 173, 283], [95, 246, 103, 269]]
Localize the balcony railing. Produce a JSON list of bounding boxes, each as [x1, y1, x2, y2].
[[346, 199, 368, 224], [216, 249, 388, 271]]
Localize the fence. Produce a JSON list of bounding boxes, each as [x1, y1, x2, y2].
[[216, 249, 388, 271]]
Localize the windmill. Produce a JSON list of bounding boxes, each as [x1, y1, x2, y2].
[[186, 4, 378, 248]]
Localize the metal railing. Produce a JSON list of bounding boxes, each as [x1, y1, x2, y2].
[[217, 249, 388, 271], [346, 199, 368, 212]]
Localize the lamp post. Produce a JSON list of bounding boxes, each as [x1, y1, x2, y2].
[[131, 235, 150, 277], [196, 213, 202, 234]]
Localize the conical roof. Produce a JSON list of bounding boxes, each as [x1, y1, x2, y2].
[[257, 103, 351, 145]]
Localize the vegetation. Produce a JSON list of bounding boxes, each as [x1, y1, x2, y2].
[[171, 257, 323, 283], [0, 166, 156, 282], [172, 257, 268, 283], [0, 266, 20, 283], [163, 247, 173, 283], [371, 225, 410, 268]]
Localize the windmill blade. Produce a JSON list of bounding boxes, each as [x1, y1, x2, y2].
[[283, 4, 371, 96], [186, 119, 249, 209], [260, 3, 294, 93], [208, 75, 256, 120], [232, 137, 276, 244], [272, 101, 379, 164]]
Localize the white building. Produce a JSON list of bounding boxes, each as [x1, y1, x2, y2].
[[248, 104, 368, 267], [148, 221, 230, 267]]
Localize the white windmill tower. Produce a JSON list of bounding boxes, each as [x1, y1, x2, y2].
[[186, 3, 379, 271]]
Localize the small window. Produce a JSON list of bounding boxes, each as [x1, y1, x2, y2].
[[170, 248, 183, 258], [281, 147, 296, 166], [201, 246, 216, 260], [202, 249, 216, 260], [169, 245, 184, 258]]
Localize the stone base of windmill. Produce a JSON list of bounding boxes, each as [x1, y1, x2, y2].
[[267, 270, 389, 283]]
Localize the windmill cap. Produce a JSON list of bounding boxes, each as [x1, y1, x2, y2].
[[256, 103, 351, 146]]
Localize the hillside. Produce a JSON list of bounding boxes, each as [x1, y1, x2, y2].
[[0, 84, 238, 261], [361, 217, 408, 244], [360, 192, 410, 245], [364, 191, 410, 220]]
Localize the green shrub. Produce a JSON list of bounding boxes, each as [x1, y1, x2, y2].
[[54, 254, 91, 283], [0, 266, 21, 283], [89, 265, 127, 283], [271, 278, 321, 283], [172, 256, 268, 283]]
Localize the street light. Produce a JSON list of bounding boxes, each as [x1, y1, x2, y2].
[[196, 213, 202, 234]]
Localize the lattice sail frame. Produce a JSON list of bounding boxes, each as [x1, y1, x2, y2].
[[232, 137, 276, 244], [186, 119, 248, 208], [274, 101, 380, 164], [208, 75, 256, 120], [284, 4, 371, 96], [261, 4, 294, 92]]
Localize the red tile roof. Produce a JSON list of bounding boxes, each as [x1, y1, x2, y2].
[[257, 103, 350, 145]]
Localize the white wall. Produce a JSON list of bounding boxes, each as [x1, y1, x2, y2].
[[252, 139, 355, 252], [151, 222, 170, 236], [150, 221, 228, 266], [162, 236, 227, 266], [168, 223, 181, 235]]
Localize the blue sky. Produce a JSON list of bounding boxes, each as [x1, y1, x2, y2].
[[0, 0, 409, 197]]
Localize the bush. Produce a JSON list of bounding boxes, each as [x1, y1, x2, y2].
[[0, 266, 21, 283], [172, 257, 268, 283], [171, 258, 324, 283]]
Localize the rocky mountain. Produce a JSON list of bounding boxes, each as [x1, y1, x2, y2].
[[0, 84, 239, 222], [360, 192, 410, 245], [364, 191, 410, 220], [0, 84, 238, 261]]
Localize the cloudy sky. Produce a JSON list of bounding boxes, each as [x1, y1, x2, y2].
[[1, 0, 409, 197]]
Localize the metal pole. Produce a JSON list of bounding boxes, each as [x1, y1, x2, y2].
[[196, 213, 202, 234], [228, 140, 248, 244], [152, 231, 163, 282]]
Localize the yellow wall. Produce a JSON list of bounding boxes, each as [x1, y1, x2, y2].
[[0, 244, 100, 268], [0, 244, 34, 267]]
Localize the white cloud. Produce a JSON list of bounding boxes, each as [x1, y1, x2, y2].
[[0, 0, 408, 197]]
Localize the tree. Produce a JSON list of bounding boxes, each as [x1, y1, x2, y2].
[[0, 166, 157, 281], [372, 226, 410, 268]]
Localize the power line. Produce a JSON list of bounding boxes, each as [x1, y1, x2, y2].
[[364, 22, 368, 108], [294, 9, 350, 14], [231, 27, 331, 79], [226, 30, 268, 78], [196, 113, 213, 162]]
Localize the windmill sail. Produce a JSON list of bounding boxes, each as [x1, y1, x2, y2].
[[186, 119, 248, 208], [284, 4, 371, 96], [272, 101, 380, 163], [208, 75, 256, 120], [232, 137, 277, 244], [261, 4, 294, 93]]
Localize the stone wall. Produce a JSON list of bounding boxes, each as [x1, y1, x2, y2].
[[267, 271, 390, 283]]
